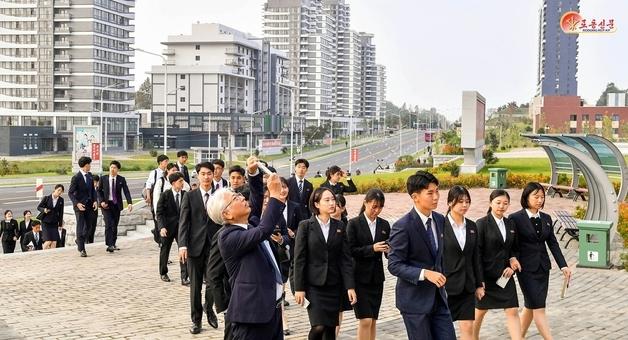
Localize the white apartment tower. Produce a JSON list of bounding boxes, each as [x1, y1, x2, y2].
[[359, 32, 376, 118], [376, 64, 386, 123], [0, 0, 137, 153]]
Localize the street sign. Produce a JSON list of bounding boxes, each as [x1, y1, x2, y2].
[[351, 148, 359, 163], [424, 132, 434, 142], [259, 138, 283, 155]]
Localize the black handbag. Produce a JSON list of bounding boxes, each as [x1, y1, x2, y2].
[[35, 196, 48, 221]]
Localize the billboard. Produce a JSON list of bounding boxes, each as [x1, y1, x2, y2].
[[258, 138, 283, 155], [72, 125, 101, 173]]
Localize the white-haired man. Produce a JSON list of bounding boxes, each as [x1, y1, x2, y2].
[[208, 159, 286, 340]]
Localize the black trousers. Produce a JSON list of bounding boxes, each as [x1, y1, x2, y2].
[[159, 234, 188, 280], [231, 305, 283, 340], [102, 204, 121, 247], [188, 251, 214, 324], [224, 313, 234, 340], [75, 205, 95, 252], [86, 208, 98, 244], [1, 240, 16, 254]]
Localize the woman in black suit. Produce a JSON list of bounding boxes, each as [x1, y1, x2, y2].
[[18, 210, 34, 252], [320, 165, 357, 197], [37, 184, 65, 249], [474, 189, 523, 340], [294, 187, 357, 340], [346, 189, 390, 340], [511, 182, 571, 340], [1, 210, 19, 253], [442, 186, 482, 340]]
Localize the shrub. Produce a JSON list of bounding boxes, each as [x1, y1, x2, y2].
[[149, 149, 158, 157], [441, 144, 463, 155], [438, 162, 460, 177], [618, 202, 628, 248], [55, 167, 69, 175], [507, 173, 550, 188], [395, 155, 419, 171], [483, 149, 499, 165], [573, 205, 587, 219]]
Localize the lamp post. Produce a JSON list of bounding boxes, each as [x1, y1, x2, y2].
[[391, 113, 402, 158], [100, 83, 122, 152], [349, 113, 353, 173], [416, 111, 420, 153], [135, 47, 168, 154], [275, 82, 296, 175]]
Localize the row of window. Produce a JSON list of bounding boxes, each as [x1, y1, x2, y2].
[[95, 0, 131, 14], [569, 114, 621, 122], [94, 48, 130, 63], [94, 35, 130, 52], [0, 8, 35, 17], [94, 9, 130, 26], [94, 22, 130, 39]]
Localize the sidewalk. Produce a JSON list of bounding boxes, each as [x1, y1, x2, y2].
[[0, 188, 626, 339]]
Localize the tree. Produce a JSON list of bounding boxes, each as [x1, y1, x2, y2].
[[135, 77, 152, 110], [304, 123, 328, 144], [596, 82, 623, 106], [602, 115, 614, 141]]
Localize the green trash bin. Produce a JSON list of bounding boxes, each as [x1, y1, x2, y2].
[[488, 168, 508, 189], [577, 220, 613, 269]]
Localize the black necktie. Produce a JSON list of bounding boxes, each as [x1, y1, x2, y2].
[[204, 192, 210, 207], [111, 177, 117, 205], [260, 243, 283, 284], [425, 217, 437, 253], [175, 193, 180, 212], [298, 180, 303, 196]]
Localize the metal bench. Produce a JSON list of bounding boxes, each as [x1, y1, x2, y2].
[[553, 210, 579, 248], [541, 183, 588, 202]]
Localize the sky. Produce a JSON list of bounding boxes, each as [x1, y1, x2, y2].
[[133, 0, 628, 120]]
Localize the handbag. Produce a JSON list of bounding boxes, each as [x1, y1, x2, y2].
[[35, 196, 48, 221]]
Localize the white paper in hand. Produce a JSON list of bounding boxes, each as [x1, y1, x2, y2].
[[496, 275, 510, 289], [302, 297, 310, 309], [257, 162, 273, 175]]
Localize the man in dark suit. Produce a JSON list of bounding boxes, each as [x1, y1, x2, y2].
[[156, 172, 189, 285], [178, 161, 220, 334], [57, 226, 66, 248], [210, 162, 286, 340], [387, 171, 456, 340], [177, 150, 191, 184], [211, 159, 229, 192], [98, 160, 133, 253], [68, 156, 97, 257], [21, 220, 44, 251], [287, 158, 313, 219]]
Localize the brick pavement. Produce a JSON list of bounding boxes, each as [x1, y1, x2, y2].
[[0, 189, 627, 339]]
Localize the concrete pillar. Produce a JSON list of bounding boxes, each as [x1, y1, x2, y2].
[[123, 118, 128, 151]]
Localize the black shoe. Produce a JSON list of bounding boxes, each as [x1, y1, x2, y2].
[[283, 300, 290, 307], [113, 245, 120, 251], [80, 250, 87, 257], [106, 246, 114, 253], [181, 278, 190, 286], [189, 322, 201, 334], [167, 260, 173, 265], [284, 329, 291, 336], [161, 274, 171, 282], [204, 304, 218, 329]]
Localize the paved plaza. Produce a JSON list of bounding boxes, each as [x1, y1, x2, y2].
[[0, 189, 627, 339]]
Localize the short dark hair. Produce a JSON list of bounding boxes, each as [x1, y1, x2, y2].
[[520, 182, 545, 209], [195, 161, 214, 173], [295, 158, 310, 168], [4, 210, 11, 217], [177, 150, 188, 158], [92, 174, 100, 182], [407, 170, 439, 196], [487, 189, 510, 214], [54, 184, 64, 191], [279, 177, 289, 187], [229, 165, 245, 177], [157, 154, 169, 163], [78, 156, 92, 167], [309, 187, 334, 216], [109, 160, 121, 170], [168, 172, 184, 184], [32, 220, 41, 227], [166, 162, 179, 172], [446, 185, 471, 216], [212, 159, 225, 168], [335, 194, 346, 208], [326, 165, 342, 180], [23, 210, 31, 216], [359, 188, 385, 215]]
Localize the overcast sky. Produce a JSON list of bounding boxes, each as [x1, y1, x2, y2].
[[134, 0, 627, 119]]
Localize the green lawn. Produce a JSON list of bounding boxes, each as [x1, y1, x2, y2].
[[479, 158, 551, 175]]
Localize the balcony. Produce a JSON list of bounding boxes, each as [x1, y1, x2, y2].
[[53, 54, 71, 61], [54, 26, 71, 34], [54, 0, 71, 8], [225, 58, 244, 67], [54, 40, 71, 48], [54, 13, 71, 21], [54, 68, 71, 75], [162, 49, 175, 56]]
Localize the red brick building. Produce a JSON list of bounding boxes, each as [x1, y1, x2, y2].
[[529, 95, 628, 139]]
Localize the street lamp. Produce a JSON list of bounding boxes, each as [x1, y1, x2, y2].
[[416, 110, 420, 153], [135, 47, 168, 154], [100, 83, 123, 152], [276, 82, 296, 175], [391, 113, 402, 158]]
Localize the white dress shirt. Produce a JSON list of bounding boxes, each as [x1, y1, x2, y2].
[[447, 214, 467, 250], [413, 207, 439, 281], [365, 215, 377, 241], [315, 216, 331, 242], [525, 209, 540, 219], [109, 176, 117, 201], [52, 195, 59, 207], [492, 213, 507, 242]]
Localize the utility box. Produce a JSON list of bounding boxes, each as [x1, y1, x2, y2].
[[488, 168, 508, 189], [577, 220, 613, 269]]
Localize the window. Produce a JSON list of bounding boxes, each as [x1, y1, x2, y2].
[[569, 114, 577, 121], [195, 44, 200, 50], [569, 128, 577, 133], [612, 114, 620, 122], [180, 74, 186, 80], [180, 108, 186, 112], [180, 97, 185, 102], [595, 114, 603, 121], [582, 114, 589, 122], [195, 55, 200, 61]]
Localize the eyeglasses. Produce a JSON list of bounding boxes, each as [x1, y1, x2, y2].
[[222, 191, 244, 213]]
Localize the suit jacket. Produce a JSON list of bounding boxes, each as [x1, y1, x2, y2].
[[97, 175, 132, 211], [37, 195, 64, 227], [219, 197, 286, 324], [0, 219, 18, 242], [156, 189, 185, 237], [208, 227, 231, 314], [387, 209, 447, 314], [476, 214, 518, 283], [178, 162, 191, 184], [178, 187, 220, 258], [18, 220, 33, 238], [68, 171, 97, 211], [57, 228, 66, 247], [212, 177, 229, 193], [293, 216, 355, 291], [443, 217, 482, 296], [319, 179, 357, 196], [21, 231, 43, 250], [510, 209, 567, 273], [288, 176, 313, 218], [346, 213, 391, 285]]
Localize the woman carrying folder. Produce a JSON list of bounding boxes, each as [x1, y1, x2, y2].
[[442, 186, 483, 340], [510, 182, 571, 339], [474, 189, 523, 340]]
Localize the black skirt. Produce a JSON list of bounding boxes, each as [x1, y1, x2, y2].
[[517, 268, 549, 309], [447, 292, 475, 321], [41, 223, 59, 242], [476, 275, 519, 310], [353, 282, 384, 319], [306, 284, 345, 327]]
